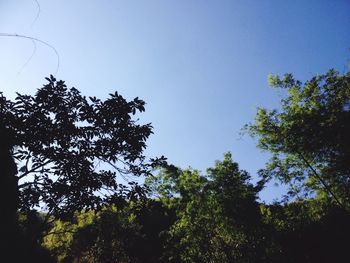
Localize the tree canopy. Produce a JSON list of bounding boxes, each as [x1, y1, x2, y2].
[[42, 151, 350, 263], [146, 153, 268, 262], [246, 69, 350, 209], [0, 75, 165, 220], [2, 69, 350, 262]]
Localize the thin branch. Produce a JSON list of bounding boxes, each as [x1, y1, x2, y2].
[[297, 152, 345, 210], [18, 159, 53, 179], [97, 157, 131, 182], [38, 196, 65, 237], [43, 229, 77, 237], [18, 181, 46, 189], [101, 186, 114, 196], [25, 152, 31, 172]]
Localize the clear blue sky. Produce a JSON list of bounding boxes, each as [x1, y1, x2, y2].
[[1, 0, 349, 202]]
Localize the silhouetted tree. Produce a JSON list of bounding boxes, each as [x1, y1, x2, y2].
[[0, 75, 165, 260]]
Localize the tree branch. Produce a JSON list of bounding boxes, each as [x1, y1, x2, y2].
[[42, 229, 77, 238], [297, 152, 346, 210], [17, 160, 53, 179], [18, 181, 46, 189]]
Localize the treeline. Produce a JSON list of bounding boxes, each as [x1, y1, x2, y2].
[[22, 153, 349, 262], [2, 69, 350, 262]]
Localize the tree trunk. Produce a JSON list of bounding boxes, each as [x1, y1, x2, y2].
[[0, 127, 20, 260]]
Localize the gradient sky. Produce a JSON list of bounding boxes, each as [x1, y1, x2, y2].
[[0, 0, 349, 202]]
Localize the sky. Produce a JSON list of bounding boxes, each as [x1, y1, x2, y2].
[[0, 0, 349, 202]]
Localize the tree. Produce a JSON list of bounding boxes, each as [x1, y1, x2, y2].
[[147, 153, 269, 262], [0, 76, 165, 239], [247, 69, 350, 209], [43, 200, 175, 263], [260, 199, 350, 262]]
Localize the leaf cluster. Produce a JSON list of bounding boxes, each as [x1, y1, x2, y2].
[[0, 75, 166, 219]]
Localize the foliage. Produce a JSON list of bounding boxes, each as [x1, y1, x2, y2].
[[147, 153, 270, 262], [44, 200, 175, 263], [0, 75, 166, 220], [261, 200, 350, 262], [3, 69, 350, 262], [4, 211, 56, 262], [246, 69, 350, 208], [43, 210, 96, 262], [42, 153, 350, 263]]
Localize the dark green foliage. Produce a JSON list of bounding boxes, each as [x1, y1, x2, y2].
[[43, 154, 350, 263], [44, 200, 175, 263], [16, 211, 55, 262], [261, 200, 350, 262], [147, 153, 270, 262], [3, 68, 350, 262]]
